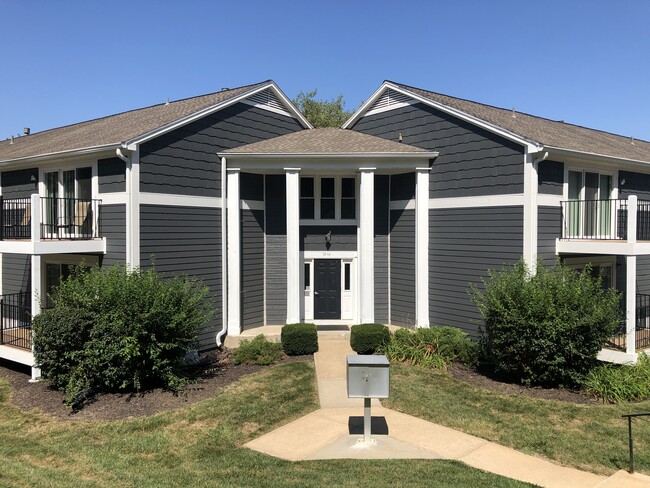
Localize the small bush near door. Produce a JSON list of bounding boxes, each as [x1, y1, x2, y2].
[[350, 324, 390, 354], [281, 323, 318, 355], [233, 335, 283, 365]]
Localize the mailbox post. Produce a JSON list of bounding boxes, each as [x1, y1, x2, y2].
[[347, 355, 390, 444]]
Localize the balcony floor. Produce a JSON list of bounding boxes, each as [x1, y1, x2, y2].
[[0, 238, 106, 255]]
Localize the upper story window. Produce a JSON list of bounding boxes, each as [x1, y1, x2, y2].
[[300, 176, 357, 221]]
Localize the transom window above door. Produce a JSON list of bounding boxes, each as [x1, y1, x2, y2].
[[300, 176, 357, 221]]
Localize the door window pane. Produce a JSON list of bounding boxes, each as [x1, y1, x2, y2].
[[304, 263, 310, 290], [344, 263, 351, 291]]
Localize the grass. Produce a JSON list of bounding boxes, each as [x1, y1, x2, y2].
[[0, 361, 533, 488], [384, 363, 650, 476]]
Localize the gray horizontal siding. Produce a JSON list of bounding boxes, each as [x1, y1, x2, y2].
[[390, 172, 415, 201], [1, 168, 38, 198], [139, 204, 221, 350], [390, 208, 415, 327], [241, 209, 264, 329], [351, 103, 524, 198], [538, 206, 561, 266], [429, 206, 523, 337], [637, 256, 650, 295], [98, 157, 126, 193], [240, 172, 264, 201], [538, 160, 564, 195], [139, 103, 304, 197], [100, 204, 126, 267], [619, 171, 650, 200], [375, 175, 390, 324], [265, 175, 286, 324], [2, 254, 31, 297], [300, 225, 357, 252]]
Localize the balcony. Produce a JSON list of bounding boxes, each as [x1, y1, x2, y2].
[[557, 196, 650, 255], [0, 291, 31, 351], [607, 293, 650, 352], [0, 194, 106, 255]]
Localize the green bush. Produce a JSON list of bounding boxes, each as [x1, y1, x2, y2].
[[350, 324, 390, 354], [583, 354, 650, 403], [470, 259, 622, 388], [381, 326, 479, 369], [233, 335, 283, 365], [281, 323, 318, 355], [33, 264, 214, 403]]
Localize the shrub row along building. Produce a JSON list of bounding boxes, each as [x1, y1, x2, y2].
[[1, 79, 649, 379]]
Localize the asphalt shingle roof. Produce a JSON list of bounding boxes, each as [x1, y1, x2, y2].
[[222, 128, 430, 155], [0, 81, 271, 163], [391, 81, 650, 163]]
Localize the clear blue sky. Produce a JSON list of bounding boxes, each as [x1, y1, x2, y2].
[[1, 0, 649, 142]]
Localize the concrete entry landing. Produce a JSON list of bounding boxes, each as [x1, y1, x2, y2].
[[244, 333, 650, 488]]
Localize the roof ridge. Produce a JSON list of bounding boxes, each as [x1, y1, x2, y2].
[[388, 80, 650, 146], [0, 80, 272, 143]]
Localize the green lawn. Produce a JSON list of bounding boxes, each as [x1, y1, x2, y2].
[[384, 363, 650, 476], [0, 362, 533, 488]]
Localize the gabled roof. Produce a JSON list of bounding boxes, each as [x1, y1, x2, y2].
[[0, 80, 311, 164], [346, 81, 650, 164], [221, 128, 436, 158]]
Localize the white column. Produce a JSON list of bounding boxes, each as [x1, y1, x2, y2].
[[285, 169, 301, 324], [30, 193, 40, 244], [626, 255, 637, 356], [226, 168, 241, 335], [415, 168, 430, 328], [125, 149, 141, 269], [523, 152, 538, 273], [359, 168, 375, 324], [628, 195, 638, 244], [30, 253, 42, 382]]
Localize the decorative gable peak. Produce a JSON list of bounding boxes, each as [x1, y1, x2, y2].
[[242, 88, 292, 117], [365, 88, 416, 116]]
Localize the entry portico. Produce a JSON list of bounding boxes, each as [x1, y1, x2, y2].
[[219, 128, 437, 335]]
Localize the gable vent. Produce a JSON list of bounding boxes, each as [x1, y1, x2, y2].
[[366, 88, 416, 116], [243, 88, 292, 117]]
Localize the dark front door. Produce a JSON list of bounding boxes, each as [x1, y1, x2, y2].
[[314, 259, 341, 320]]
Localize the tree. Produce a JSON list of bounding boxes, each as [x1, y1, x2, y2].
[[293, 90, 352, 128]]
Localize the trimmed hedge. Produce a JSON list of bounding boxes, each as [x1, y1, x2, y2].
[[350, 324, 390, 354], [281, 323, 318, 355]]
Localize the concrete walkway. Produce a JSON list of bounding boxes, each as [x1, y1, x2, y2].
[[245, 332, 650, 487]]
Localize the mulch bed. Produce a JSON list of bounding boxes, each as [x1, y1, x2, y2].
[[0, 350, 313, 421]]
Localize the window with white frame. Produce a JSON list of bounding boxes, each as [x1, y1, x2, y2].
[[567, 170, 613, 238], [299, 176, 357, 221]]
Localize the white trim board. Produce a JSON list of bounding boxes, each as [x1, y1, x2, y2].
[[429, 194, 524, 209], [139, 192, 223, 208]]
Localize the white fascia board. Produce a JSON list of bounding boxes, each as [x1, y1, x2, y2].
[[0, 239, 107, 255], [544, 146, 650, 169], [125, 83, 311, 147], [0, 144, 120, 167], [221, 157, 436, 173], [220, 152, 438, 159], [0, 345, 33, 366], [555, 239, 650, 256], [344, 81, 540, 152]]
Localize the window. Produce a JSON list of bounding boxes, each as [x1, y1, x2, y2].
[[567, 170, 613, 238], [299, 176, 357, 221], [304, 263, 311, 291], [344, 263, 351, 291], [44, 167, 93, 235]]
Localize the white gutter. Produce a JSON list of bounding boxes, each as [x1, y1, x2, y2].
[[115, 147, 130, 163], [0, 143, 120, 166], [533, 151, 549, 166], [543, 146, 650, 168], [216, 156, 228, 347], [219, 151, 439, 160]]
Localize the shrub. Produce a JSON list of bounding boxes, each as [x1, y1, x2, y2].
[[233, 335, 283, 365], [583, 354, 650, 403], [33, 264, 214, 403], [281, 323, 318, 355], [350, 324, 390, 354], [470, 259, 622, 388], [381, 326, 479, 369]]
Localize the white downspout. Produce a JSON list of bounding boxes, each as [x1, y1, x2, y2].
[[217, 156, 228, 346], [115, 147, 130, 164]]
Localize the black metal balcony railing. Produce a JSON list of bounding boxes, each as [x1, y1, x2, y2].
[[0, 291, 31, 350], [607, 293, 650, 351], [561, 198, 650, 241], [0, 196, 102, 240]]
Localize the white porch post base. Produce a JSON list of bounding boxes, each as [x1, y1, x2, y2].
[[626, 255, 637, 355], [359, 169, 375, 324], [285, 169, 301, 324], [29, 367, 41, 382]]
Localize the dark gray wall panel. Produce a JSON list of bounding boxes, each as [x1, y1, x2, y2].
[[100, 204, 126, 267], [538, 160, 564, 195], [241, 209, 264, 329], [390, 172, 415, 201], [300, 226, 356, 252], [1, 168, 38, 198], [352, 103, 524, 198], [619, 171, 650, 200], [375, 175, 390, 324], [390, 209, 415, 326], [140, 103, 304, 197], [98, 157, 126, 193], [139, 204, 221, 350], [265, 175, 286, 324], [429, 206, 523, 337], [240, 172, 264, 201], [538, 206, 561, 265], [2, 254, 31, 298]]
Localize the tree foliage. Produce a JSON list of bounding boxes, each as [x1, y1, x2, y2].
[[293, 89, 352, 128], [470, 259, 622, 388], [33, 264, 214, 405]]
